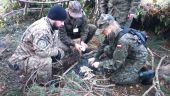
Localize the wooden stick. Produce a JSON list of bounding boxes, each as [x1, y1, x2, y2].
[[62, 62, 78, 76], [147, 48, 155, 70], [155, 56, 166, 96], [19, 0, 72, 4], [23, 0, 28, 15], [142, 85, 154, 96], [39, 0, 45, 18]]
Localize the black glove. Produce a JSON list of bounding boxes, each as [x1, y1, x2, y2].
[[51, 51, 62, 62], [8, 63, 20, 71]]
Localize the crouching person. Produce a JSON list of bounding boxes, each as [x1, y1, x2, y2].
[[8, 5, 67, 85], [59, 1, 97, 52], [89, 14, 154, 85]]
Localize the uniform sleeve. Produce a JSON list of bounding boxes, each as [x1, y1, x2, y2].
[[99, 40, 129, 71], [80, 17, 89, 42], [95, 38, 109, 60], [59, 26, 75, 47], [33, 32, 64, 58]]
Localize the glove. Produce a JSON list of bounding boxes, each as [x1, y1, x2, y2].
[[8, 63, 20, 71], [51, 49, 64, 62], [88, 57, 96, 64]]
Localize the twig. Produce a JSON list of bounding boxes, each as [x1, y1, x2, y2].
[[147, 48, 155, 70], [62, 62, 78, 76], [155, 56, 166, 96], [66, 78, 87, 92], [19, 0, 72, 4], [23, 64, 48, 92], [93, 84, 115, 88], [160, 46, 170, 52], [142, 56, 166, 96], [142, 85, 154, 96], [39, 0, 45, 18]]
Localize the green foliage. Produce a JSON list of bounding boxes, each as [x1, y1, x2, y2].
[[147, 35, 164, 49], [5, 90, 20, 96], [134, 2, 170, 41], [160, 85, 170, 95], [12, 1, 21, 10], [28, 83, 46, 96], [1, 0, 21, 13], [0, 19, 5, 28], [1, 0, 9, 12]]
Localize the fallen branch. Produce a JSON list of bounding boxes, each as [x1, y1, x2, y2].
[[147, 48, 155, 70], [160, 46, 170, 52], [62, 62, 78, 76], [142, 56, 167, 96], [19, 0, 72, 4]]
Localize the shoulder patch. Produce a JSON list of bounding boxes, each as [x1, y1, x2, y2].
[[36, 34, 50, 50], [37, 40, 48, 49]]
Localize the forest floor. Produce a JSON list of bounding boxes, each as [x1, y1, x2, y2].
[[0, 15, 170, 96]]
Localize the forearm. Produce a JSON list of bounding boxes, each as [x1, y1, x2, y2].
[[99, 59, 124, 71], [35, 47, 64, 58], [59, 28, 75, 47]]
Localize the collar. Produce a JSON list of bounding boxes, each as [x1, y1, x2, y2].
[[46, 17, 55, 34]]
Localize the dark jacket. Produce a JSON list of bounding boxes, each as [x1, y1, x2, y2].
[[59, 11, 89, 47]]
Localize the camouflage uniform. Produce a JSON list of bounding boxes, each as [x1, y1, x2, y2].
[[100, 0, 108, 14], [59, 10, 97, 47], [8, 17, 66, 83], [96, 14, 148, 84], [107, 0, 140, 27]]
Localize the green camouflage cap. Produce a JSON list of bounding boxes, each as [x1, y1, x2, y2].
[[97, 14, 114, 29]]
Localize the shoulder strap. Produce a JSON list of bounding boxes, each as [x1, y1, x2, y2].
[[114, 27, 131, 48]]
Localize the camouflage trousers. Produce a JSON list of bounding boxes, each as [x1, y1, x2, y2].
[[110, 59, 146, 85], [107, 0, 132, 27], [18, 55, 52, 84]]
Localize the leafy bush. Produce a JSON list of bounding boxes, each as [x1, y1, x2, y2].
[[1, 0, 20, 13]]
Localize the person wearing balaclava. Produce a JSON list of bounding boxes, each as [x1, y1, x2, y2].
[[8, 5, 67, 85]]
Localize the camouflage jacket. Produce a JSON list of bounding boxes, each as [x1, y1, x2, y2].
[[59, 10, 89, 47], [107, 0, 140, 26], [95, 29, 148, 72], [8, 17, 65, 64]]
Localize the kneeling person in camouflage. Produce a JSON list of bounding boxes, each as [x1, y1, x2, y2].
[[8, 5, 67, 85], [89, 14, 149, 85]]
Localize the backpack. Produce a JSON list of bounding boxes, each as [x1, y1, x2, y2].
[[115, 27, 147, 46]]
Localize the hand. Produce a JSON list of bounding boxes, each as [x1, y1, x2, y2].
[[91, 62, 100, 68], [75, 43, 81, 51], [80, 41, 88, 50], [88, 57, 95, 64], [128, 13, 136, 20]]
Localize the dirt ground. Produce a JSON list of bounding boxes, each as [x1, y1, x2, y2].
[[0, 15, 170, 96]]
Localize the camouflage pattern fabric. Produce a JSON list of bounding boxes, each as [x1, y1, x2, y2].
[[95, 14, 148, 84], [8, 17, 66, 83], [59, 11, 97, 47], [96, 30, 148, 84], [99, 0, 108, 14], [106, 0, 140, 27]]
